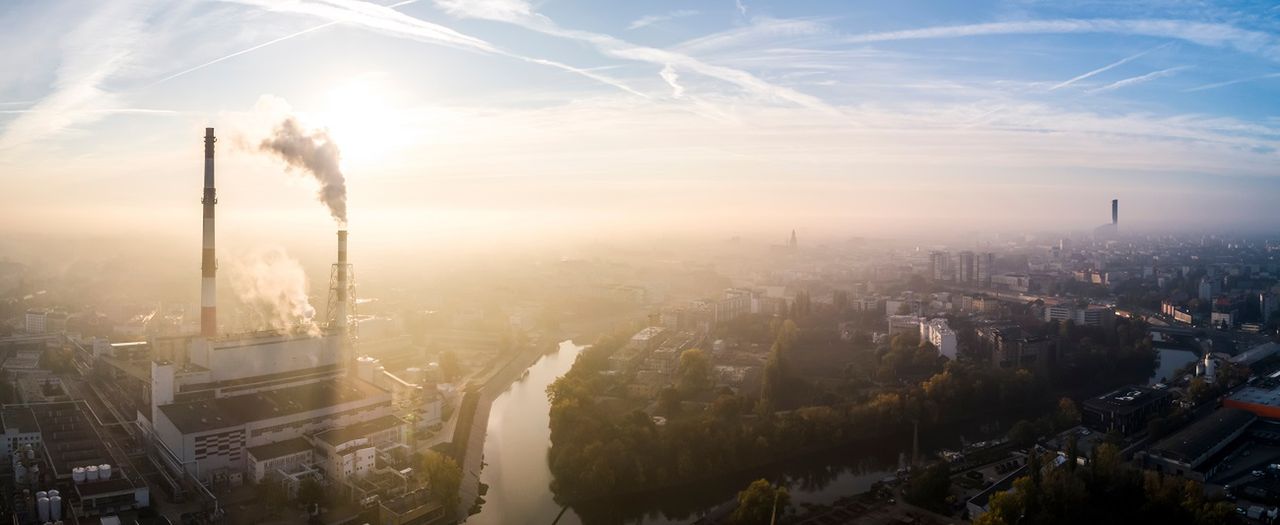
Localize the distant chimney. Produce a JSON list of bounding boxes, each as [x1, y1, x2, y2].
[[1112, 199, 1118, 226], [201, 128, 217, 338]]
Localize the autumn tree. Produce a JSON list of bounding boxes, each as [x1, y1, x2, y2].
[[677, 348, 712, 393], [730, 479, 789, 525]]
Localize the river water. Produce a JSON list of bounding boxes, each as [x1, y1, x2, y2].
[[1149, 347, 1199, 385], [468, 341, 917, 524]]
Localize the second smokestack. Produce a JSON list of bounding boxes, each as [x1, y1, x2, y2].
[[335, 229, 348, 330]]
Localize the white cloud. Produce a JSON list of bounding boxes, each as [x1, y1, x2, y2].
[[841, 19, 1280, 61], [735, 0, 747, 16], [0, 1, 152, 151], [224, 0, 647, 98], [660, 64, 685, 98], [675, 17, 830, 55], [628, 9, 698, 31], [432, 0, 831, 110]]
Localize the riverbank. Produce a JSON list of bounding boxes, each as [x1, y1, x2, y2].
[[454, 342, 554, 518]]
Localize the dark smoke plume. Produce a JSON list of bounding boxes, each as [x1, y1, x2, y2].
[[259, 117, 347, 225]]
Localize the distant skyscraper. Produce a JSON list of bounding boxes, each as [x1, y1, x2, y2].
[[789, 229, 797, 250], [929, 251, 950, 281], [956, 251, 976, 284], [1112, 199, 1118, 226], [976, 252, 994, 287]]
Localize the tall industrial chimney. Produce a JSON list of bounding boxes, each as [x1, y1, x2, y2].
[[1112, 199, 1118, 226], [335, 230, 349, 331], [201, 128, 217, 338]]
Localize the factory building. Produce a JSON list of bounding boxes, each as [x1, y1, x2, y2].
[[1143, 408, 1256, 482], [138, 128, 416, 496], [5, 402, 150, 520], [1224, 375, 1280, 419]]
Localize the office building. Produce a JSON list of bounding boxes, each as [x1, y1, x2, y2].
[[1082, 386, 1173, 435]]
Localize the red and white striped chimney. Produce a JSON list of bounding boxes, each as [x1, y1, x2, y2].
[[201, 128, 217, 337]]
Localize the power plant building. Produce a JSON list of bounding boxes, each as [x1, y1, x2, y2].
[[141, 128, 414, 492]]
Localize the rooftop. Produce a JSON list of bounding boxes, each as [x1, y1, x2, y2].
[[1083, 385, 1172, 414], [969, 464, 1028, 509], [314, 415, 405, 447], [159, 378, 387, 434], [247, 437, 314, 461], [1227, 380, 1280, 409], [1149, 408, 1256, 465], [381, 488, 444, 516], [28, 402, 120, 478], [1, 406, 39, 433]]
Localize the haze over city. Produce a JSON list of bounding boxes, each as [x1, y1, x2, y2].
[[2, 1, 1280, 525]]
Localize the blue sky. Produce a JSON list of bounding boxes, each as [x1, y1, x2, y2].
[[2, 0, 1279, 241]]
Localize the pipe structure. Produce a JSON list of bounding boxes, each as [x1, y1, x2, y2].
[[201, 128, 217, 337]]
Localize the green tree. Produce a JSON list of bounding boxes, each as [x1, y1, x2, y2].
[[658, 386, 682, 417], [296, 477, 325, 511], [258, 476, 288, 517], [730, 479, 789, 525], [1055, 397, 1081, 429], [419, 452, 463, 512], [439, 350, 461, 381], [904, 462, 952, 513], [677, 348, 712, 393], [1008, 419, 1038, 448]]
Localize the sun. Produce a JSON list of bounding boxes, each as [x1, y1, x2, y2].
[[321, 77, 402, 166]]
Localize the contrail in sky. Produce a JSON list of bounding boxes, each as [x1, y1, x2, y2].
[[150, 0, 422, 87]]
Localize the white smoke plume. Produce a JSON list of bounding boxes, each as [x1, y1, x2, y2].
[[259, 116, 348, 225], [229, 248, 319, 335]]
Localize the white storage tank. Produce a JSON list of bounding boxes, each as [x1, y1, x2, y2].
[[99, 464, 111, 480], [404, 367, 425, 384], [85, 465, 99, 481], [72, 467, 85, 484], [37, 496, 49, 522], [50, 495, 61, 521], [35, 491, 47, 500], [356, 356, 379, 383], [47, 489, 58, 498]]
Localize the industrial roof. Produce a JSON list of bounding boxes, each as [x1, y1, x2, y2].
[[29, 402, 116, 477], [247, 437, 314, 461], [1, 407, 39, 433], [1149, 408, 1256, 466], [1227, 381, 1280, 409], [315, 415, 405, 447], [968, 464, 1028, 509], [158, 378, 387, 434]]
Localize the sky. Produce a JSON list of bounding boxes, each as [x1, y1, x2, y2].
[[2, 0, 1280, 250]]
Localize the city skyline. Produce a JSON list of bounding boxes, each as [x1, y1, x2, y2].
[[2, 0, 1280, 245]]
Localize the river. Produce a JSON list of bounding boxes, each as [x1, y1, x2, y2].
[[1149, 347, 1199, 385], [467, 341, 930, 524]]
